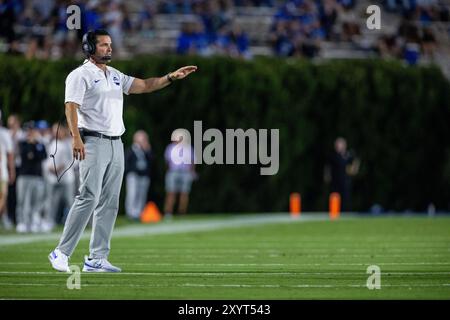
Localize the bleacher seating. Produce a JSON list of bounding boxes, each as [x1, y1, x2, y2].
[[0, 0, 449, 77]]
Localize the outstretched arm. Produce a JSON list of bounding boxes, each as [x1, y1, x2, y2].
[[129, 65, 198, 94]]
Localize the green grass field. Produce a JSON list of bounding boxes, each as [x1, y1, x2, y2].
[[0, 214, 449, 300]]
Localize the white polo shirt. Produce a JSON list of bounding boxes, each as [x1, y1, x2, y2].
[[65, 60, 135, 136]]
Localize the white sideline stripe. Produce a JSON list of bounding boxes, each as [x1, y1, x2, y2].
[[1, 262, 450, 267], [0, 282, 449, 289], [328, 262, 450, 266], [0, 271, 449, 276], [0, 213, 331, 246], [116, 262, 450, 267], [6, 249, 450, 253], [112, 254, 450, 258]]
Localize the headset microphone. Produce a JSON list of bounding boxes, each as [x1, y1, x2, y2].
[[91, 54, 111, 64]]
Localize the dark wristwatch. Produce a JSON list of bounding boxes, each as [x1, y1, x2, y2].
[[167, 73, 174, 83]]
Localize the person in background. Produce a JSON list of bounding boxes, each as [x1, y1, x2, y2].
[[0, 145, 5, 227], [0, 109, 15, 230], [36, 120, 52, 222], [124, 130, 152, 221], [163, 129, 197, 218], [324, 137, 360, 212], [6, 114, 25, 227], [16, 122, 47, 233]]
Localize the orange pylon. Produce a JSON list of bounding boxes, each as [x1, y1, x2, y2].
[[329, 192, 341, 220], [140, 201, 162, 223], [290, 193, 301, 217]]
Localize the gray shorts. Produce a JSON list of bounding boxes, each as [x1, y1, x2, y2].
[[165, 170, 193, 193]]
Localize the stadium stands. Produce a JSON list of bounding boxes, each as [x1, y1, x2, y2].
[[0, 0, 449, 76]]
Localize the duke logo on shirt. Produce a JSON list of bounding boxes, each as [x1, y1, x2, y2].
[[113, 76, 120, 86]]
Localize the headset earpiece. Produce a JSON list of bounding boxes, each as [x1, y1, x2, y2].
[[82, 31, 96, 57]]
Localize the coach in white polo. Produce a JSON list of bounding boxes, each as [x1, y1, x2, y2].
[[49, 29, 197, 272]]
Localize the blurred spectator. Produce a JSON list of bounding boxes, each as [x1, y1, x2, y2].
[[0, 0, 19, 48], [0, 145, 6, 229], [104, 0, 125, 57], [48, 0, 72, 59], [319, 0, 340, 40], [234, 0, 274, 6], [36, 120, 52, 146], [136, 0, 156, 36], [0, 110, 15, 230], [177, 21, 197, 54], [384, 0, 397, 12], [324, 137, 359, 212], [377, 34, 402, 59], [269, 20, 295, 56], [201, 0, 231, 40], [42, 123, 74, 233], [270, 0, 329, 58], [303, 18, 325, 57], [403, 41, 421, 65], [83, 0, 104, 32], [337, 4, 360, 43], [398, 18, 421, 64], [160, 0, 197, 14], [125, 130, 152, 221], [6, 114, 25, 226], [7, 114, 25, 171], [398, 18, 421, 43], [16, 121, 47, 233], [337, 0, 355, 10], [417, 0, 438, 24], [215, 23, 251, 58], [18, 1, 53, 60], [177, 21, 212, 56], [421, 26, 437, 58], [438, 2, 450, 21], [0, 150, 2, 184], [163, 129, 197, 218]]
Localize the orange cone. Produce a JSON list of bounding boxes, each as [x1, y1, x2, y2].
[[290, 193, 301, 217], [140, 201, 162, 224], [329, 192, 341, 220]]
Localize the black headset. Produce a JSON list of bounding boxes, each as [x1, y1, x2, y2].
[[82, 30, 97, 57]]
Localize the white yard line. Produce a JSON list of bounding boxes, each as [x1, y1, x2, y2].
[[1, 261, 450, 267], [0, 213, 330, 247], [0, 282, 449, 289], [328, 262, 450, 266], [0, 271, 449, 276]]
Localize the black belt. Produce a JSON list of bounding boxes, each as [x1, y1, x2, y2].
[[79, 129, 121, 140]]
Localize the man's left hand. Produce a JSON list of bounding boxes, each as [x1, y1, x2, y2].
[[170, 66, 198, 80]]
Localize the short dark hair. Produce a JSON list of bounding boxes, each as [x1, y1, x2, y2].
[[92, 29, 110, 44]]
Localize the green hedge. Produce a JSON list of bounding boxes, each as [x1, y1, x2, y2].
[[1, 54, 449, 213]]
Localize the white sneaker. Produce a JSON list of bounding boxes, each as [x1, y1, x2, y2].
[[16, 223, 28, 233], [31, 214, 41, 233], [48, 248, 70, 272], [30, 223, 41, 233], [40, 220, 54, 233], [164, 212, 173, 220], [2, 215, 13, 230], [82, 256, 122, 272]]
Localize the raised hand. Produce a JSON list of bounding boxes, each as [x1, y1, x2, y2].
[[170, 66, 198, 80]]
